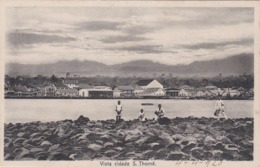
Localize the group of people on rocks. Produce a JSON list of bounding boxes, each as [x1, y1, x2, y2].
[[115, 97, 227, 123]]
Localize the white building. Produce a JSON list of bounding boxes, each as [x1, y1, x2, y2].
[[79, 89, 89, 97], [136, 79, 163, 89], [139, 88, 165, 97], [63, 79, 79, 89]]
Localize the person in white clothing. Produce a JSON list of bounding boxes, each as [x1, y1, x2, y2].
[[154, 104, 165, 121], [115, 101, 123, 123], [215, 97, 227, 120], [138, 109, 145, 122]]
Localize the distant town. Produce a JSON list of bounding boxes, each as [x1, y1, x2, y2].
[[4, 73, 254, 100]]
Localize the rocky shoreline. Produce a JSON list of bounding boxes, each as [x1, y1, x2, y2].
[[4, 116, 253, 161]]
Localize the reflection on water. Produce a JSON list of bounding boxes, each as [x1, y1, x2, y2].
[[5, 99, 253, 123]]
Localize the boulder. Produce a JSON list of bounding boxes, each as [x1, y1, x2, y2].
[[204, 136, 217, 146], [181, 143, 196, 153], [104, 150, 117, 157], [75, 115, 90, 125], [153, 149, 169, 160], [157, 117, 171, 125], [104, 142, 114, 148], [166, 152, 186, 160], [141, 150, 155, 160], [40, 140, 52, 146], [148, 142, 163, 150], [167, 143, 181, 151], [30, 147, 44, 153], [17, 132, 25, 138], [48, 144, 60, 152], [191, 148, 205, 160], [88, 143, 102, 151]]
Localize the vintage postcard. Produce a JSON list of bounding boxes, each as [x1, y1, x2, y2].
[[0, 1, 259, 167]]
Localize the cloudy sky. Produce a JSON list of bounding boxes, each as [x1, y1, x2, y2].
[[5, 7, 254, 65]]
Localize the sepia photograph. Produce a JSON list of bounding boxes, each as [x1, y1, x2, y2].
[[1, 1, 259, 166]]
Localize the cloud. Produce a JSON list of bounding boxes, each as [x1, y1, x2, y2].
[[76, 21, 122, 31], [7, 32, 76, 48], [177, 38, 253, 50], [111, 45, 177, 54], [100, 35, 149, 43]]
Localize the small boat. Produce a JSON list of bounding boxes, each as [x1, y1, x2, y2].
[[141, 103, 154, 106]]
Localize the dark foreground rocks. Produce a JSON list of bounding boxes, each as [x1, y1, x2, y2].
[[4, 116, 253, 161]]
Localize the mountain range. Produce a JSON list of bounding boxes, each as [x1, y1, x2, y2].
[[5, 53, 254, 77]]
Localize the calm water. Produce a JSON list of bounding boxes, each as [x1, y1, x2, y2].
[[5, 99, 253, 123]]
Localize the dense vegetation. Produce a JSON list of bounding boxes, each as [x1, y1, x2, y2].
[[5, 73, 254, 89]]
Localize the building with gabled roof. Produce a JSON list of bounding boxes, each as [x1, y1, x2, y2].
[[139, 88, 165, 97], [56, 88, 79, 97], [136, 79, 163, 89], [113, 85, 135, 97], [63, 79, 79, 89]]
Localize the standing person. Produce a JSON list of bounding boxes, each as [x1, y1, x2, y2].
[[154, 104, 165, 121], [138, 109, 145, 122], [215, 97, 227, 120], [115, 100, 123, 123]]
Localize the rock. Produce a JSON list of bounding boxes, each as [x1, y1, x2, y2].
[[75, 115, 90, 125], [114, 147, 124, 151], [213, 143, 225, 151], [100, 134, 111, 141], [204, 136, 217, 146], [224, 144, 239, 151], [48, 144, 60, 152], [30, 147, 44, 153], [181, 143, 196, 153], [167, 143, 181, 151], [125, 134, 140, 142], [104, 142, 114, 148], [16, 147, 30, 159], [13, 137, 26, 145], [96, 140, 103, 145], [148, 142, 163, 150], [69, 153, 77, 160], [104, 150, 117, 157], [17, 132, 25, 138], [154, 149, 169, 160], [216, 136, 232, 144], [30, 132, 41, 138], [166, 152, 186, 160], [191, 148, 205, 160], [88, 143, 102, 151], [48, 153, 72, 160], [220, 152, 234, 160], [142, 150, 155, 160], [180, 141, 189, 145], [40, 140, 52, 146], [158, 117, 171, 125], [35, 152, 49, 160], [95, 122, 103, 128]]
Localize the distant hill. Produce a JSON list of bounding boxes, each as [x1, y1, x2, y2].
[[5, 53, 254, 77]]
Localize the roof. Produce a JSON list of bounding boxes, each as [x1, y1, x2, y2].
[[94, 86, 112, 90], [56, 89, 78, 93], [205, 85, 218, 89], [13, 86, 29, 93], [140, 88, 163, 94], [166, 88, 180, 91], [180, 85, 193, 89], [115, 86, 134, 91], [136, 79, 154, 86], [54, 83, 68, 89], [78, 84, 93, 89], [133, 84, 144, 90]]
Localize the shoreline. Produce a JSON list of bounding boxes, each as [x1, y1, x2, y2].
[[4, 96, 253, 100], [4, 116, 253, 161]]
